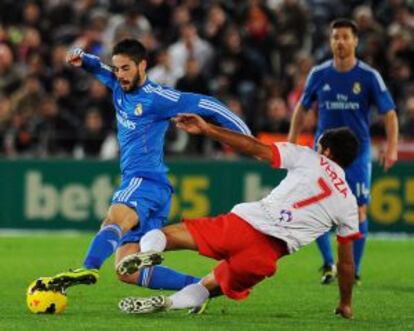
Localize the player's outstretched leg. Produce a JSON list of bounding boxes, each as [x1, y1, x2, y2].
[[46, 223, 122, 290], [116, 251, 164, 276], [119, 283, 210, 314], [316, 231, 336, 284]]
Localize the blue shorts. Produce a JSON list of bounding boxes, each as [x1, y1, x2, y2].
[[345, 155, 372, 206], [111, 176, 172, 245]]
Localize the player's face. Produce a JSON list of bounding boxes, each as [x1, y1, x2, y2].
[[330, 27, 358, 60], [112, 54, 145, 92]]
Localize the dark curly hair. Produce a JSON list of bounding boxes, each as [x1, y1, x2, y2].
[[319, 127, 359, 168], [112, 39, 147, 64]]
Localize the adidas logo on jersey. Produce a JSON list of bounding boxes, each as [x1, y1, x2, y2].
[[322, 84, 331, 92]]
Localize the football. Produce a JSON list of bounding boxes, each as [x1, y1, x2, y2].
[[26, 278, 68, 314]]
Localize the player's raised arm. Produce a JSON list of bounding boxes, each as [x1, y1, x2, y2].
[[174, 114, 272, 162], [66, 48, 116, 90]]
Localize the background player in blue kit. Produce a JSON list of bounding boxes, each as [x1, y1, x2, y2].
[[288, 19, 399, 284], [46, 39, 251, 292]]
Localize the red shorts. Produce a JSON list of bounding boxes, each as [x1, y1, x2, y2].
[[184, 213, 287, 300]]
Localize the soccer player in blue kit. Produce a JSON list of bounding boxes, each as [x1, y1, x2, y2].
[[288, 19, 399, 284], [46, 39, 251, 292]]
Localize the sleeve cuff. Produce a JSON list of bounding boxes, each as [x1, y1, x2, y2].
[[271, 144, 281, 168], [336, 232, 363, 244]]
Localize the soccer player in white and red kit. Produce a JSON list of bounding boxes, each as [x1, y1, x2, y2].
[[117, 114, 361, 319]]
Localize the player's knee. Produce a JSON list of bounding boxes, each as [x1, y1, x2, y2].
[[105, 204, 139, 232], [102, 215, 136, 234], [117, 272, 139, 285]]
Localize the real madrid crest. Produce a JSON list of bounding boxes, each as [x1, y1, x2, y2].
[[352, 82, 361, 94], [134, 103, 143, 116]]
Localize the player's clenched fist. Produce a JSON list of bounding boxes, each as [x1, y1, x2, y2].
[[66, 48, 84, 67]]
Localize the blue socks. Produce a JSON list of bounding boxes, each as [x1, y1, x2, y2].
[[137, 265, 201, 290], [83, 224, 122, 269], [353, 220, 368, 276], [316, 231, 334, 266]]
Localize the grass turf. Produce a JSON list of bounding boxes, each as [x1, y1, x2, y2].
[[0, 235, 413, 331]]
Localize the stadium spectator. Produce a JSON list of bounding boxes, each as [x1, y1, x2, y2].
[[210, 25, 265, 106], [75, 108, 108, 158], [274, 0, 310, 76], [239, 0, 277, 72], [202, 3, 229, 46], [11, 75, 44, 116], [4, 110, 34, 157], [32, 97, 78, 157], [259, 97, 290, 133], [176, 57, 209, 94], [148, 48, 182, 87], [80, 80, 115, 130], [52, 76, 77, 115], [168, 23, 214, 76], [105, 4, 152, 46], [0, 43, 22, 94], [0, 94, 11, 153], [401, 96, 414, 138]]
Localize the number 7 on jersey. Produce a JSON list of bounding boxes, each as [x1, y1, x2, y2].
[[293, 177, 332, 209]]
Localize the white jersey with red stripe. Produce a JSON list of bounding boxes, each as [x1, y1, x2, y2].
[[231, 142, 361, 253]]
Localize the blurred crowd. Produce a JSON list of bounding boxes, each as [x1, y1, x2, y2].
[[0, 0, 413, 159]]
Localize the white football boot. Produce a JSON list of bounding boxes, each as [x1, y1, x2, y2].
[[119, 295, 172, 314]]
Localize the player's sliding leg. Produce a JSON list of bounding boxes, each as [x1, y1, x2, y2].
[[117, 223, 209, 313], [116, 242, 200, 291], [47, 204, 137, 290], [316, 232, 337, 284]]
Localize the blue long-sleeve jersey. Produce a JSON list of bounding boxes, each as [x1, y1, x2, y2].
[[81, 53, 251, 185], [300, 59, 395, 157]]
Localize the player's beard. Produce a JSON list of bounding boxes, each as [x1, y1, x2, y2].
[[335, 44, 354, 60], [122, 73, 142, 92]]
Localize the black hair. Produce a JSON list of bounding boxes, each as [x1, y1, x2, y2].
[[319, 127, 359, 168], [112, 39, 147, 64], [330, 18, 359, 36]]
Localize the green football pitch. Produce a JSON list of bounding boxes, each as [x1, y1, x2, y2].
[[1, 234, 413, 331]]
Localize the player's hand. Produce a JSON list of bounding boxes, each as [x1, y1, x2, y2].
[[335, 304, 353, 319], [379, 147, 397, 172], [66, 48, 84, 67], [173, 113, 209, 135]]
